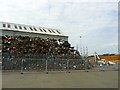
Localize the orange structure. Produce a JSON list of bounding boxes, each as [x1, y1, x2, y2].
[[99, 54, 120, 64]]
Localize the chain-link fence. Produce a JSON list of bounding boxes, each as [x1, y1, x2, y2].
[[2, 52, 118, 73], [2, 53, 90, 72]]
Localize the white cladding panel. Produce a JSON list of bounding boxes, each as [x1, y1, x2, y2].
[[1, 30, 68, 41], [0, 22, 65, 36], [0, 22, 68, 41]]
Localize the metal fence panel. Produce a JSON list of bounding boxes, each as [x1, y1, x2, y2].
[[2, 53, 84, 71]]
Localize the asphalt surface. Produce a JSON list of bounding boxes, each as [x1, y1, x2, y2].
[[2, 70, 118, 88]]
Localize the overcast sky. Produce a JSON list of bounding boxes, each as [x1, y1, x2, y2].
[[0, 0, 118, 55]]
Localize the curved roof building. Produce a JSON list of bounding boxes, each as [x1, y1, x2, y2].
[[0, 22, 68, 40]]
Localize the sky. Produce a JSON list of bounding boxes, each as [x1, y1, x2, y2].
[[0, 0, 118, 55]]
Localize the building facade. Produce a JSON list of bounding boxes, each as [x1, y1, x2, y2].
[[0, 22, 68, 41]]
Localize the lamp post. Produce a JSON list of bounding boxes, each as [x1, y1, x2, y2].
[[80, 36, 82, 56], [80, 36, 89, 71]]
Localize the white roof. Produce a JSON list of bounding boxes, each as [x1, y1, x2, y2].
[[0, 22, 65, 36]]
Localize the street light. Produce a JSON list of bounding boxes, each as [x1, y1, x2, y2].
[[80, 36, 82, 56], [80, 36, 89, 72]]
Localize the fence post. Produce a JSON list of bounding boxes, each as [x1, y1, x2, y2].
[[66, 59, 70, 73], [45, 59, 48, 74], [84, 57, 89, 72], [21, 59, 23, 74]]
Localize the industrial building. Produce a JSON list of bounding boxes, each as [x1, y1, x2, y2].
[[99, 54, 120, 64], [0, 22, 81, 71], [0, 22, 68, 41]]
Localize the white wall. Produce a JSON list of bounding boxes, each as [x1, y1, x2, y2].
[[1, 29, 68, 41]]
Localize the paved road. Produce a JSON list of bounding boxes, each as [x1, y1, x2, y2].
[[2, 70, 118, 88]]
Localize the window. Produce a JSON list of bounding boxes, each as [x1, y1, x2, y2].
[[29, 27, 33, 31], [48, 29, 52, 33], [19, 26, 22, 29], [8, 24, 11, 28], [14, 25, 18, 29], [43, 28, 47, 32], [34, 28, 37, 31], [39, 28, 43, 32], [51, 30, 56, 33], [56, 30, 61, 34], [3, 24, 6, 27], [24, 27, 27, 30]]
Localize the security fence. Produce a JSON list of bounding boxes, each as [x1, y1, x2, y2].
[[2, 53, 91, 72], [2, 52, 117, 73]]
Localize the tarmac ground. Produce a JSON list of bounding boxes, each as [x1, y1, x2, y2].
[[2, 69, 118, 88]]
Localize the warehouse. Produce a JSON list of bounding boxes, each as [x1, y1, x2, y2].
[[0, 22, 81, 71], [0, 22, 68, 41]]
